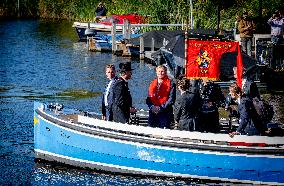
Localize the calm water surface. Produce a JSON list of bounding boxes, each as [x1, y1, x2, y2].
[[0, 19, 186, 185], [0, 19, 283, 185]]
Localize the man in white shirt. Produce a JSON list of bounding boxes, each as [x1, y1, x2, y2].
[[267, 10, 284, 68], [102, 64, 117, 121]]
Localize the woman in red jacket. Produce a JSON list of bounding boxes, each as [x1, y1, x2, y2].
[[146, 65, 176, 128]]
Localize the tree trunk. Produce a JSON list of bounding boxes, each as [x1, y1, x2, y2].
[[217, 5, 220, 33]]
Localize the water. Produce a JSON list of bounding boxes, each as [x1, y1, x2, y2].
[[0, 19, 283, 185], [0, 19, 196, 185]]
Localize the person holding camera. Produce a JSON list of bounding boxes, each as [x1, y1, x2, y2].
[[268, 10, 284, 45], [267, 10, 284, 69]]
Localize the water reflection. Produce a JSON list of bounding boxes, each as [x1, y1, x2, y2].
[[0, 19, 157, 185], [34, 162, 202, 185]]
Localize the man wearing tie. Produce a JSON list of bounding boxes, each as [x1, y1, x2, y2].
[[102, 64, 117, 121]]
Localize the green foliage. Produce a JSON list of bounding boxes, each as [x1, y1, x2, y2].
[[1, 0, 283, 33]]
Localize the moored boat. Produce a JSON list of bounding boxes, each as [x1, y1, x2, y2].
[[34, 102, 284, 185], [73, 14, 146, 41], [73, 21, 123, 41]]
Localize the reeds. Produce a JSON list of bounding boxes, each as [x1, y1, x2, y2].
[[0, 0, 283, 31]]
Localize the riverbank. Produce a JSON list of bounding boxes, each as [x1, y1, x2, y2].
[[1, 0, 283, 32]]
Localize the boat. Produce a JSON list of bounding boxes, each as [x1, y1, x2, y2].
[[34, 102, 284, 185], [73, 14, 146, 41], [87, 36, 112, 52], [87, 34, 141, 52]]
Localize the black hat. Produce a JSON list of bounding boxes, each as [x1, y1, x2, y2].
[[119, 62, 134, 71]]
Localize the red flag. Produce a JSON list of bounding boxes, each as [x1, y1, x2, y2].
[[236, 44, 243, 89], [186, 40, 241, 82]]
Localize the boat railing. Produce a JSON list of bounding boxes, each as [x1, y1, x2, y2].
[[129, 110, 239, 134]]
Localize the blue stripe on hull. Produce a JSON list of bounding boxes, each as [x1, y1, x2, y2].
[[34, 114, 284, 184]]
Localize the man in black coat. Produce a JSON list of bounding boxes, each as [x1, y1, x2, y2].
[[174, 79, 201, 131], [199, 78, 225, 133], [112, 62, 136, 123]]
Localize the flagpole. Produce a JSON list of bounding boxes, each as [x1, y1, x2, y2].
[[17, 0, 20, 17], [190, 0, 193, 29], [184, 14, 189, 78]]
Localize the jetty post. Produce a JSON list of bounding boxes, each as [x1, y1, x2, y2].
[[123, 19, 131, 40], [111, 20, 117, 53], [139, 36, 144, 60], [151, 38, 155, 51]]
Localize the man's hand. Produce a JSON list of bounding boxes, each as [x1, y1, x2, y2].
[[151, 106, 160, 114], [229, 131, 240, 138], [130, 107, 137, 113]]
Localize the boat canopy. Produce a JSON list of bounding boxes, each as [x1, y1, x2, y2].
[[100, 14, 147, 25]]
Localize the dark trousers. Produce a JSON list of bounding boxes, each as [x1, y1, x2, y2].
[[113, 106, 129, 124], [178, 118, 197, 131], [106, 106, 113, 121], [271, 37, 284, 69], [241, 37, 252, 57], [148, 111, 173, 129], [199, 110, 220, 133]]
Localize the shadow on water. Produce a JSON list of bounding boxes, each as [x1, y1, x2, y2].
[[34, 159, 231, 185], [36, 19, 79, 42]]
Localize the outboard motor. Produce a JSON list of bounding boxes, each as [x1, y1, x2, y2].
[[47, 103, 64, 111], [84, 28, 96, 37]]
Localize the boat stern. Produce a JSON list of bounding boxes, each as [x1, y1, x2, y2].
[[34, 102, 44, 152]]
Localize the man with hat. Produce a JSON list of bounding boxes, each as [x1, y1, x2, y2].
[[112, 62, 137, 123], [238, 11, 256, 57]]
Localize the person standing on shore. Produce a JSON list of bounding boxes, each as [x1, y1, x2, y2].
[[238, 11, 256, 57], [267, 10, 284, 69], [95, 2, 107, 17], [102, 64, 117, 121], [268, 10, 284, 45]]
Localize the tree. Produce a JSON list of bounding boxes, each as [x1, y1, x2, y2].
[[210, 0, 237, 32]]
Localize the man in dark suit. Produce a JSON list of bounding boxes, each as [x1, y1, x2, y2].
[[174, 79, 201, 131], [102, 64, 117, 121], [112, 62, 136, 123], [198, 78, 225, 133]]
